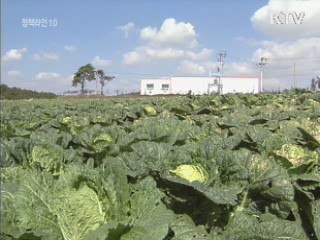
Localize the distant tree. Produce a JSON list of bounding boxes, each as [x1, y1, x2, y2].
[[72, 64, 96, 94], [96, 69, 115, 95], [311, 76, 320, 91], [311, 78, 316, 91], [114, 89, 120, 96]]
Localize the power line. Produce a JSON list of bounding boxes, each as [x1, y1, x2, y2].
[[222, 55, 320, 64], [264, 73, 318, 77], [265, 57, 320, 62], [102, 71, 318, 78], [100, 56, 319, 79]]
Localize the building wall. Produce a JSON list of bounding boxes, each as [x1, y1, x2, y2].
[[222, 77, 259, 94], [141, 78, 171, 95], [170, 77, 215, 95], [140, 77, 259, 95]]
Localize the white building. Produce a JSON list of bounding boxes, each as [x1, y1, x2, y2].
[[140, 76, 259, 95]]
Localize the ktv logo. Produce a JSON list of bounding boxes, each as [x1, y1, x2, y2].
[[270, 11, 305, 24]]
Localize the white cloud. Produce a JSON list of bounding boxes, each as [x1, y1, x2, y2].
[[177, 37, 320, 89], [7, 70, 23, 80], [251, 0, 320, 39], [254, 38, 320, 88], [92, 56, 112, 69], [236, 37, 273, 48], [33, 52, 59, 61], [117, 22, 135, 38], [64, 45, 77, 52], [124, 47, 186, 64], [225, 37, 320, 89], [177, 60, 207, 75], [123, 18, 214, 66], [123, 47, 213, 65], [2, 71, 75, 94], [251, 37, 320, 61], [32, 73, 74, 93], [177, 60, 217, 75], [176, 59, 256, 78], [35, 72, 61, 80], [123, 51, 142, 65], [144, 47, 185, 59], [185, 48, 213, 61], [2, 48, 28, 62], [225, 62, 257, 76], [140, 18, 198, 48]]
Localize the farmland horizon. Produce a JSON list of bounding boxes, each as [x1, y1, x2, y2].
[[1, 0, 320, 95]]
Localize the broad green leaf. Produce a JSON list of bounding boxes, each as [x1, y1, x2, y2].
[[170, 215, 208, 240], [122, 178, 175, 240]]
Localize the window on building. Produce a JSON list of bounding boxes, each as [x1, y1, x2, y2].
[[214, 79, 218, 85], [146, 84, 154, 90], [161, 84, 169, 90]]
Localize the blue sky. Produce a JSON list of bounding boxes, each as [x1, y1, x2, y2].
[[2, 0, 320, 94]]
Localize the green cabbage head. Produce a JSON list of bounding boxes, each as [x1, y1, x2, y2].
[[170, 164, 208, 183], [275, 144, 307, 166], [143, 106, 157, 116]]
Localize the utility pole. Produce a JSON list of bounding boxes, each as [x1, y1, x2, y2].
[[217, 50, 227, 95], [293, 62, 296, 89], [257, 57, 267, 93]]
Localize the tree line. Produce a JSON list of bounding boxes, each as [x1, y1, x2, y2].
[[0, 84, 56, 100]]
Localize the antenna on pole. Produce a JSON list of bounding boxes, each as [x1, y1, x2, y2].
[[217, 50, 227, 95], [257, 57, 267, 93], [293, 62, 296, 89]]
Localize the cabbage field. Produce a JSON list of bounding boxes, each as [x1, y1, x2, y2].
[[1, 93, 320, 240]]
